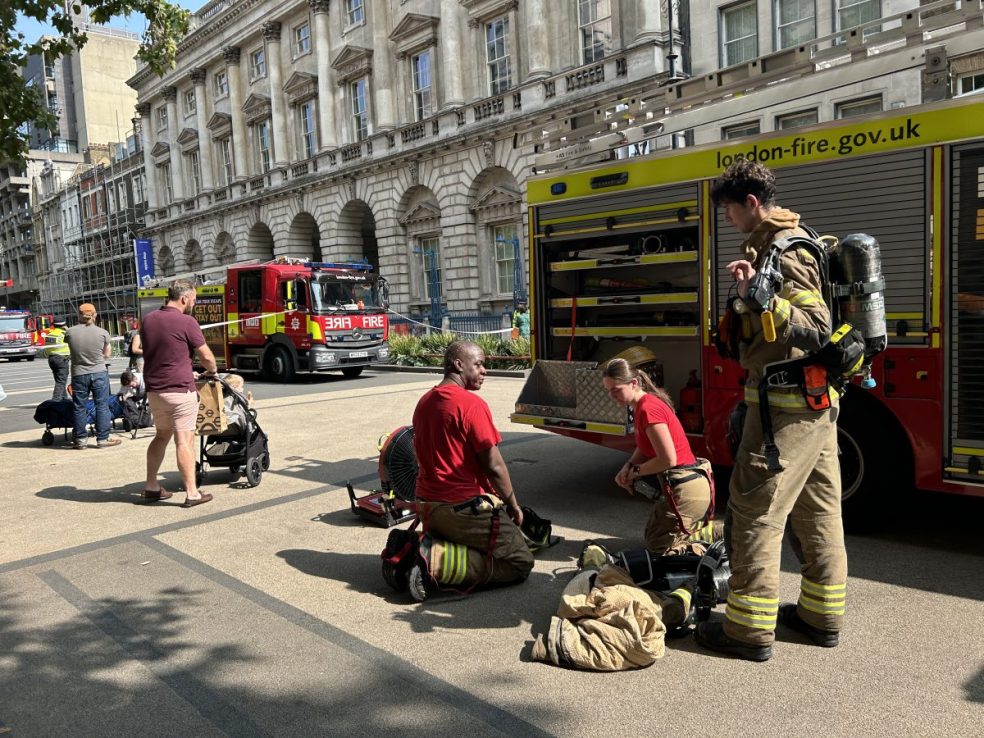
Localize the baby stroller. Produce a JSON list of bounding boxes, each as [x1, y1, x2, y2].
[[196, 374, 269, 488], [117, 392, 153, 439]]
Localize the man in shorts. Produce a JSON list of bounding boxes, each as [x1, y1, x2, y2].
[[140, 279, 217, 507]]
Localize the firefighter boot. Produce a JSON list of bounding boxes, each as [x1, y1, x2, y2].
[[778, 603, 840, 647], [694, 622, 773, 662], [577, 541, 615, 571]]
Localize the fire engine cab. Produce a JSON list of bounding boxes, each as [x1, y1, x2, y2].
[[0, 308, 41, 362], [139, 259, 390, 381]]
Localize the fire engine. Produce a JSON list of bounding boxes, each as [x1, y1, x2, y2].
[[138, 259, 390, 381], [0, 308, 42, 361], [512, 95, 984, 520]]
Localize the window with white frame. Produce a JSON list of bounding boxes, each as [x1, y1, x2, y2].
[[219, 137, 234, 185], [776, 108, 818, 129], [835, 95, 881, 119], [105, 186, 115, 214], [721, 1, 758, 67], [256, 120, 272, 172], [722, 120, 761, 139], [351, 78, 369, 141], [133, 173, 144, 204], [835, 0, 879, 32], [486, 16, 512, 95], [250, 48, 266, 80], [417, 235, 442, 301], [214, 70, 229, 97], [412, 50, 433, 121], [184, 89, 196, 116], [492, 223, 519, 295], [187, 150, 202, 194], [957, 72, 984, 97], [299, 101, 317, 158], [294, 22, 311, 56], [156, 105, 168, 131], [346, 0, 364, 26], [118, 182, 128, 209], [578, 0, 612, 64], [160, 162, 173, 203], [775, 0, 815, 49]]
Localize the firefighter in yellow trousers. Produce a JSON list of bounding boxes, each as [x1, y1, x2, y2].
[[695, 160, 847, 662]]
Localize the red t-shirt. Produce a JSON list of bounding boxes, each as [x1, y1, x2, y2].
[[412, 383, 502, 504], [634, 393, 696, 467], [140, 306, 207, 393]]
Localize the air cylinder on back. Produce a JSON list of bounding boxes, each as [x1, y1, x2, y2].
[[830, 233, 887, 360]]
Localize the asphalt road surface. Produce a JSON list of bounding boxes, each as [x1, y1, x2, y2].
[[1, 358, 982, 736]]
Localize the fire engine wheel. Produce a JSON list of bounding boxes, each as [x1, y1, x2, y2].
[[42, 430, 54, 446], [246, 457, 263, 487], [264, 346, 295, 383], [27, 356, 35, 362], [342, 366, 364, 379]]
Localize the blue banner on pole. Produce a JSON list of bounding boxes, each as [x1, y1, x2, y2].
[[134, 239, 154, 286]]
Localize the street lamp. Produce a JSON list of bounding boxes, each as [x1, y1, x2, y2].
[[411, 244, 443, 326], [495, 233, 527, 311]]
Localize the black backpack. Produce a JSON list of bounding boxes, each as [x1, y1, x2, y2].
[[123, 330, 137, 357]]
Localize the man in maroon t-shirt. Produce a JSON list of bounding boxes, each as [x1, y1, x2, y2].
[[410, 340, 533, 594], [140, 279, 217, 508]]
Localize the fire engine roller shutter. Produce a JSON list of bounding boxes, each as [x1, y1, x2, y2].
[[714, 149, 928, 345], [535, 182, 699, 239], [947, 144, 984, 480]]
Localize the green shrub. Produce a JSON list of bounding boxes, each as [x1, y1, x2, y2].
[[386, 334, 425, 365], [473, 333, 504, 362]]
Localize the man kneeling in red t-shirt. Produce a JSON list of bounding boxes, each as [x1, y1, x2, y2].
[[410, 340, 534, 596]]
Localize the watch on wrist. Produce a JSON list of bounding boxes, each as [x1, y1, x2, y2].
[[631, 464, 641, 476]]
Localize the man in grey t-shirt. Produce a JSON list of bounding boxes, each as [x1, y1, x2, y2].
[[64, 303, 121, 449]]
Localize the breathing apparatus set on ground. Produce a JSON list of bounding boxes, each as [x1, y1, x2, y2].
[[578, 540, 731, 627], [716, 227, 888, 470]]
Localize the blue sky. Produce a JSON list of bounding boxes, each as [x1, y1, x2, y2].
[[15, 2, 202, 44]]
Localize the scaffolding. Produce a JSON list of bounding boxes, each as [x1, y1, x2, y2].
[[37, 139, 146, 337]]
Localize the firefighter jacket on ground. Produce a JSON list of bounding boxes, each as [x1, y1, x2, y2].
[[724, 207, 847, 646], [531, 565, 695, 671]]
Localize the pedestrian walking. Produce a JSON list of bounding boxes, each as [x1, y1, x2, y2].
[[694, 159, 845, 662], [512, 301, 531, 339], [140, 280, 218, 507], [45, 317, 70, 400], [64, 304, 120, 449], [125, 319, 144, 372]]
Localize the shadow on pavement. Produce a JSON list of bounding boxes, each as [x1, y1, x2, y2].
[[965, 665, 984, 703]]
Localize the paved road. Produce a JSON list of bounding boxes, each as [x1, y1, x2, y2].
[[1, 361, 982, 736]]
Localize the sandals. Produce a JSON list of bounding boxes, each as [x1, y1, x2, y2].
[[141, 488, 173, 501], [182, 493, 213, 508]]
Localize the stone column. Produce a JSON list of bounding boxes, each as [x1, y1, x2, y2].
[[190, 68, 214, 192], [263, 21, 289, 165], [162, 86, 185, 201], [636, 0, 662, 41], [526, 0, 550, 79], [440, 0, 464, 108], [135, 102, 158, 211], [309, 0, 337, 149], [224, 46, 248, 180], [371, 2, 394, 130]]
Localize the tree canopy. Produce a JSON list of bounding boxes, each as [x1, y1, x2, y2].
[[1, 0, 191, 164]]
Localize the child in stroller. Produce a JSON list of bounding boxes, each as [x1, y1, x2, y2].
[[196, 374, 269, 489]]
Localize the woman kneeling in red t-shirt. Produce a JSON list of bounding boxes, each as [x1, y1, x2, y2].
[[601, 358, 715, 555]]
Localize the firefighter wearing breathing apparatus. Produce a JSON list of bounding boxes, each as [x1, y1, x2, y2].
[[695, 159, 847, 662]]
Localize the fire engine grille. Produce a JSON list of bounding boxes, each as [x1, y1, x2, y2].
[[948, 144, 984, 480]]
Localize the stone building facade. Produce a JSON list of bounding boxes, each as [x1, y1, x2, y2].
[[125, 0, 983, 321]]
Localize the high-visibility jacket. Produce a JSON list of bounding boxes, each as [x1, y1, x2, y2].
[[45, 327, 70, 356]]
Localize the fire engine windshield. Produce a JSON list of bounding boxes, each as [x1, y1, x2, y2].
[[310, 278, 382, 312], [0, 316, 29, 332]]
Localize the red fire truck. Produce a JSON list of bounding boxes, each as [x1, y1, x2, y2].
[[512, 95, 984, 521], [0, 308, 42, 361], [138, 259, 389, 381]]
